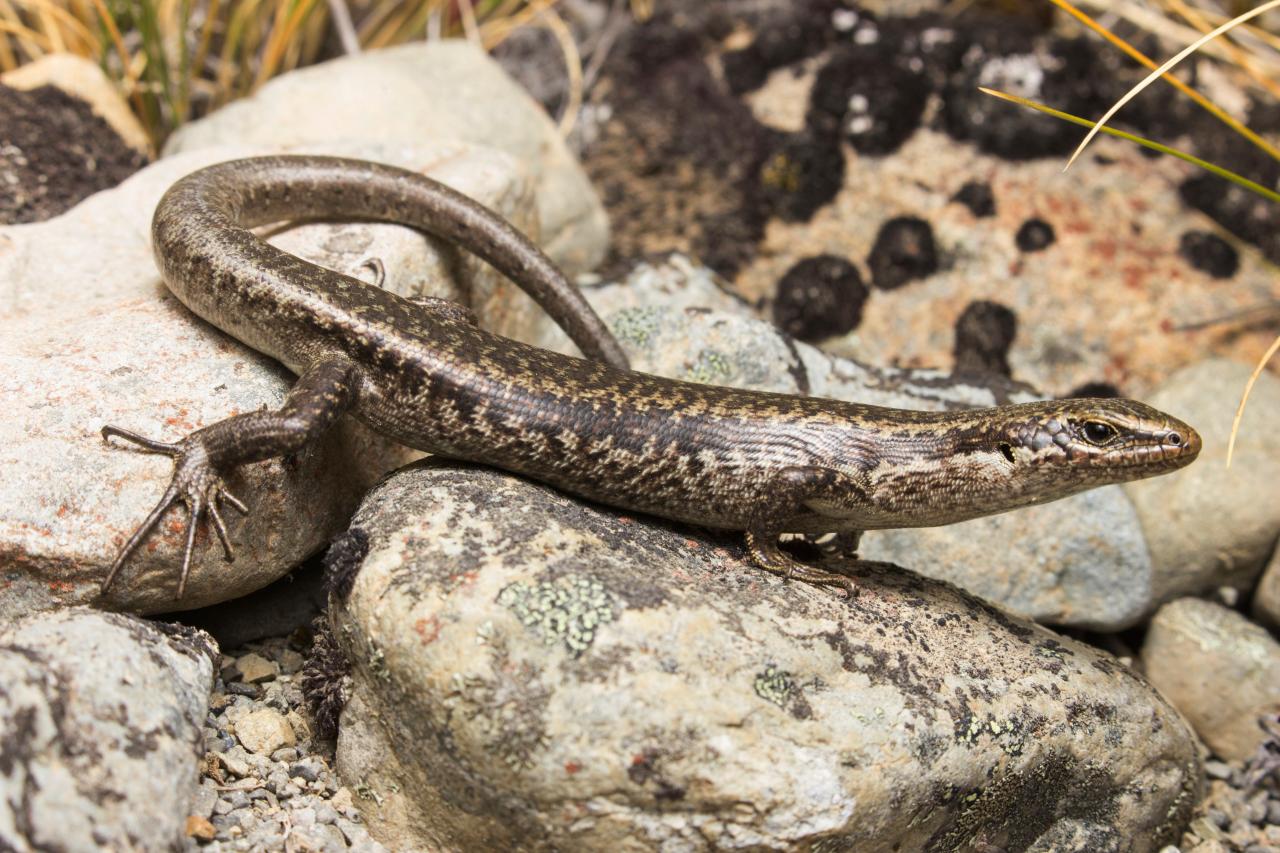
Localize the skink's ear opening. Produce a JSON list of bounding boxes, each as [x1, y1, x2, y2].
[[998, 442, 1015, 463]]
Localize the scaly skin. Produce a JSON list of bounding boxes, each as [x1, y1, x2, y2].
[[100, 156, 1202, 598]]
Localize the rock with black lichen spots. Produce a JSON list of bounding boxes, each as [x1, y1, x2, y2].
[[0, 607, 216, 850], [1141, 598, 1280, 762], [328, 461, 1199, 851]]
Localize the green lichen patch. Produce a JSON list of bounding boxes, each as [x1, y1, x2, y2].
[[609, 306, 665, 349], [684, 349, 734, 385], [497, 574, 618, 657]]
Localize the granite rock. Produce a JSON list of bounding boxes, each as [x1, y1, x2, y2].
[[0, 140, 554, 616], [1141, 598, 1280, 762], [327, 461, 1199, 852], [1124, 359, 1280, 605], [164, 40, 606, 273], [0, 608, 215, 850]]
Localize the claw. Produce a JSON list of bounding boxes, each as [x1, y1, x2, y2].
[[100, 425, 248, 597], [218, 486, 249, 515], [101, 424, 181, 456], [207, 492, 235, 562]]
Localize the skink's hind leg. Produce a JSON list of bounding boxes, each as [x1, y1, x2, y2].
[[744, 465, 869, 599], [360, 256, 478, 325], [746, 528, 861, 598], [100, 358, 358, 598]]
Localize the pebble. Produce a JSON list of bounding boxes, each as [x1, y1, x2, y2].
[[236, 707, 297, 756], [1141, 598, 1280, 761], [236, 652, 279, 683]]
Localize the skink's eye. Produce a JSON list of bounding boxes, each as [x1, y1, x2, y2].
[[1082, 421, 1118, 445]]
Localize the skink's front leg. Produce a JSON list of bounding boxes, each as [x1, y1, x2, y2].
[[100, 358, 359, 598]]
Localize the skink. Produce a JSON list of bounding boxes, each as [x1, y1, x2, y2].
[[100, 156, 1201, 597]]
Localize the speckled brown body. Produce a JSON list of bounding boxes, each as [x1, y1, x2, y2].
[[103, 155, 1202, 596]]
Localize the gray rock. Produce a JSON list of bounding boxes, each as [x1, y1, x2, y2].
[[1252, 545, 1280, 632], [530, 256, 1158, 630], [163, 41, 606, 273], [0, 608, 215, 850], [329, 461, 1199, 852], [1124, 360, 1280, 606], [0, 140, 563, 616], [1141, 598, 1280, 762]]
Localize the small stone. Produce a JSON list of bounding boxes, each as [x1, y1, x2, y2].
[[1141, 598, 1280, 761], [1206, 760, 1234, 780], [235, 708, 296, 756], [868, 215, 937, 290], [330, 787, 356, 815], [290, 758, 324, 783], [236, 652, 279, 684], [217, 747, 252, 778], [213, 798, 234, 816], [1268, 801, 1280, 825], [1191, 816, 1227, 841], [1179, 230, 1239, 279], [279, 649, 305, 674], [1015, 217, 1056, 252], [316, 803, 340, 825], [185, 815, 217, 840], [272, 747, 299, 763]]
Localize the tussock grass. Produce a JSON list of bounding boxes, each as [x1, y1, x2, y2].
[[0, 0, 576, 151]]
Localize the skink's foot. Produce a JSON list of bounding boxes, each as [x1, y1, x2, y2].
[[100, 425, 248, 598], [745, 529, 860, 599]]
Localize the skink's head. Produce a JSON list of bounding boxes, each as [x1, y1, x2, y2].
[[997, 397, 1200, 484]]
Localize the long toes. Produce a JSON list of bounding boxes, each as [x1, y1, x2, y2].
[[207, 497, 235, 562], [100, 484, 182, 594], [175, 498, 204, 599], [101, 425, 180, 456], [217, 486, 249, 515]]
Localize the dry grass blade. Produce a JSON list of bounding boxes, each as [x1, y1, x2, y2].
[[535, 5, 582, 138], [1051, 0, 1280, 164], [1227, 333, 1280, 468], [1066, 0, 1280, 170], [1167, 0, 1280, 101]]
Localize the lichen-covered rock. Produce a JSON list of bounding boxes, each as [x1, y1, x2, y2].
[[0, 608, 215, 850], [0, 140, 544, 616], [529, 255, 1158, 630], [1141, 597, 1280, 762], [326, 461, 1199, 852], [1124, 359, 1280, 606], [163, 41, 606, 273]]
